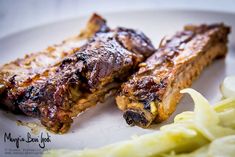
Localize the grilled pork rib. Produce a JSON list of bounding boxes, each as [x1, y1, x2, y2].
[[116, 24, 230, 128], [0, 14, 108, 112], [0, 14, 155, 133]]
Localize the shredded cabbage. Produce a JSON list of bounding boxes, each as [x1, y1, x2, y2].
[[221, 76, 235, 98], [164, 136, 235, 157], [181, 89, 235, 140]]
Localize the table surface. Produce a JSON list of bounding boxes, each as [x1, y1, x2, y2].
[[0, 0, 235, 38]]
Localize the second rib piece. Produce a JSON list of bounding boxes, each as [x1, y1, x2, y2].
[[116, 24, 230, 128]]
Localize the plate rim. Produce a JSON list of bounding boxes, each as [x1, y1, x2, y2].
[[1, 9, 235, 41]]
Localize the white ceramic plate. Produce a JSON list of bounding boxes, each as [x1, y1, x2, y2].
[[0, 10, 235, 157]]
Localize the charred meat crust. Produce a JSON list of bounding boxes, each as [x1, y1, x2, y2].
[[0, 14, 155, 133], [123, 110, 149, 126], [0, 13, 108, 113], [22, 28, 154, 133], [116, 23, 230, 128]]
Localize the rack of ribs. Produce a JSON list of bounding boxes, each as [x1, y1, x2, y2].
[[0, 14, 155, 133], [116, 24, 230, 128]]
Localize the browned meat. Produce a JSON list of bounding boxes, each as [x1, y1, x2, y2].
[[116, 24, 230, 128], [0, 14, 155, 133], [0, 14, 108, 112]]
